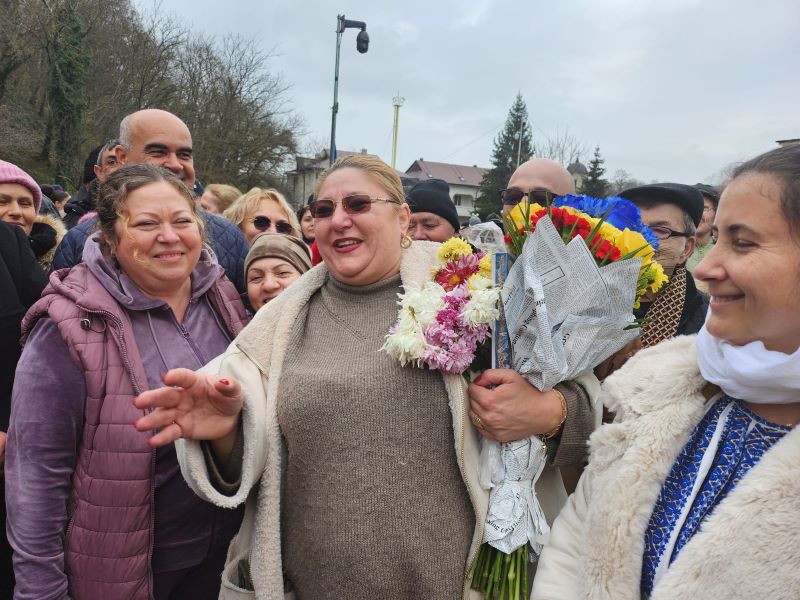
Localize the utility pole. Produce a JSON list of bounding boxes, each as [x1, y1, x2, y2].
[[329, 14, 369, 166], [516, 116, 524, 168], [391, 92, 405, 169]]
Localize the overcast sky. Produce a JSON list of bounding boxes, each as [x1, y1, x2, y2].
[[136, 0, 799, 185]]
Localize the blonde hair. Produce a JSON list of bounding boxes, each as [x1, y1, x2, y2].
[[314, 154, 406, 208], [223, 187, 301, 238], [204, 183, 242, 212]]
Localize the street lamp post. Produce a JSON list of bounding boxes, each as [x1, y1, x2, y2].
[[329, 14, 369, 166]]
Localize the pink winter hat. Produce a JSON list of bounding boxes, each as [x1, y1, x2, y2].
[[0, 160, 42, 213]]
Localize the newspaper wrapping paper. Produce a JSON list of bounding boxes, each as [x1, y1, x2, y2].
[[478, 437, 550, 555], [479, 216, 642, 557], [502, 215, 641, 389]]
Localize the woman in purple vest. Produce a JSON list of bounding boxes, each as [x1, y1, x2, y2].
[[5, 164, 249, 600]]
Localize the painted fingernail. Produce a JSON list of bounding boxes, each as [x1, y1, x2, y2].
[[219, 378, 230, 386]]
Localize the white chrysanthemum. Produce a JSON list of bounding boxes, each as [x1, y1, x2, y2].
[[381, 325, 427, 365], [462, 288, 501, 326], [398, 282, 446, 327], [468, 275, 493, 291]]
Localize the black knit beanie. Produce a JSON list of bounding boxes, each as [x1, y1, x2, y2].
[[406, 178, 460, 233]]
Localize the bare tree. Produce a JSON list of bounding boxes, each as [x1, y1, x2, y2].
[[172, 34, 301, 189], [608, 169, 645, 195], [300, 134, 329, 159], [0, 0, 300, 189], [535, 126, 590, 166]]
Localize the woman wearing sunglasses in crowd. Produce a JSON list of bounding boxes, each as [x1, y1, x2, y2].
[[532, 144, 800, 599], [134, 154, 492, 599], [222, 187, 300, 245]]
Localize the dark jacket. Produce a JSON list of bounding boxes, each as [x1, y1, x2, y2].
[[61, 184, 95, 230], [0, 222, 45, 600], [0, 222, 47, 431], [52, 212, 249, 292], [677, 269, 708, 337]]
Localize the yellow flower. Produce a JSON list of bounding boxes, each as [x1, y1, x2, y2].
[[507, 201, 546, 230], [479, 253, 492, 277], [616, 229, 654, 265], [648, 262, 669, 293], [438, 237, 473, 263]]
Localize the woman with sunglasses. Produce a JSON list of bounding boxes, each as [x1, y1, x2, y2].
[[134, 154, 491, 599], [222, 187, 300, 245]]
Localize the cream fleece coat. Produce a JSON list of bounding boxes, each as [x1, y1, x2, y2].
[[532, 335, 800, 600], [177, 241, 599, 600], [34, 213, 66, 271]]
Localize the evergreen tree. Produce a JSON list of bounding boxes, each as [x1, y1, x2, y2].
[[580, 146, 609, 197], [476, 93, 533, 219], [47, 2, 90, 187]]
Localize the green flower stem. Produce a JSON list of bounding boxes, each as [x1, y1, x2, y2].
[[470, 543, 530, 599], [522, 545, 529, 597]]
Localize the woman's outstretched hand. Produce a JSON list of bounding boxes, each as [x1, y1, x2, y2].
[[133, 368, 243, 448]]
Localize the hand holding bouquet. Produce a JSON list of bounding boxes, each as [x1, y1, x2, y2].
[[470, 193, 667, 600]]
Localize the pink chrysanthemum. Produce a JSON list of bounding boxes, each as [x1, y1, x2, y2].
[[434, 253, 483, 291]]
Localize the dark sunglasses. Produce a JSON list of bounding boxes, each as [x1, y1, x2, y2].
[[500, 187, 558, 206], [252, 215, 294, 235], [309, 194, 401, 219]]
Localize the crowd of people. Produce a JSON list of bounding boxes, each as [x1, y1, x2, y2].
[[0, 104, 797, 600]]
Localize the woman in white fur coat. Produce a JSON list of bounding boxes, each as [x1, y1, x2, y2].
[[532, 144, 800, 600]]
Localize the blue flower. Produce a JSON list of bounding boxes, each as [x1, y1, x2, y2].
[[554, 194, 660, 249]]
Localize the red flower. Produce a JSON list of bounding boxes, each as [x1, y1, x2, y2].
[[594, 238, 621, 261]]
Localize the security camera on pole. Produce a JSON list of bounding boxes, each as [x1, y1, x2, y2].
[[329, 14, 369, 166]]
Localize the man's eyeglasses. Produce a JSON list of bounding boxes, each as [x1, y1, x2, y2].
[[309, 194, 401, 219], [648, 225, 690, 240], [251, 215, 294, 235], [500, 187, 558, 206]]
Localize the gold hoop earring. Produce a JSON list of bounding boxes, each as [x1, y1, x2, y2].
[[400, 235, 412, 249]]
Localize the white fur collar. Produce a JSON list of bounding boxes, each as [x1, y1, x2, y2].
[[580, 335, 800, 599], [236, 240, 441, 370]]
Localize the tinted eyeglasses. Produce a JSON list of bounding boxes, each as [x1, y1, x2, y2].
[[648, 225, 690, 240], [500, 187, 559, 206], [309, 194, 401, 219], [251, 215, 294, 235]]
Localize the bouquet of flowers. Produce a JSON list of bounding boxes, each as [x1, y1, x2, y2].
[[504, 194, 667, 309], [469, 194, 666, 600], [381, 238, 501, 374]]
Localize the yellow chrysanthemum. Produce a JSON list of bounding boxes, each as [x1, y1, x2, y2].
[[648, 262, 669, 293], [478, 253, 492, 277], [438, 237, 473, 263]]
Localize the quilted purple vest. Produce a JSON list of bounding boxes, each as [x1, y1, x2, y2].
[[20, 263, 248, 599]]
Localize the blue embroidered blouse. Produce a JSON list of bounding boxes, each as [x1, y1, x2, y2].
[[640, 396, 791, 597]]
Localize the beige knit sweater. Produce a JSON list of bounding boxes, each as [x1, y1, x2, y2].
[[277, 273, 473, 599]]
